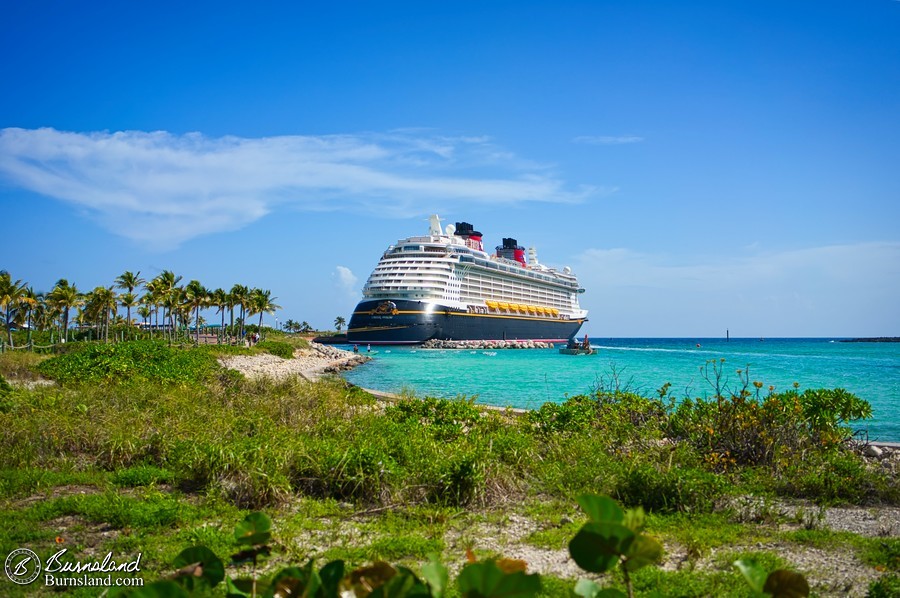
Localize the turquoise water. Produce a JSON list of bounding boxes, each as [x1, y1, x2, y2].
[[341, 338, 900, 442]]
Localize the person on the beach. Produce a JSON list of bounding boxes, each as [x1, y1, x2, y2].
[[353, 344, 359, 353]]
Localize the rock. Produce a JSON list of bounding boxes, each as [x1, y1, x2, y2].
[[864, 445, 884, 458]]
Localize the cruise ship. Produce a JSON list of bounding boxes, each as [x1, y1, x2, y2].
[[347, 215, 587, 344]]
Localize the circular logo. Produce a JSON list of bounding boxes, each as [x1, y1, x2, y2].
[[5, 548, 41, 585]]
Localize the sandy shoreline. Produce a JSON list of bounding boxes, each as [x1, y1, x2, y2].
[[217, 342, 371, 382]]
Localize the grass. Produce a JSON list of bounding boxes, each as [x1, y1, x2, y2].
[[0, 350, 47, 380], [0, 343, 897, 595]]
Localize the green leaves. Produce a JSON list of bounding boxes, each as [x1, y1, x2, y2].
[[576, 494, 624, 526], [569, 494, 664, 596], [570, 494, 662, 574], [572, 580, 627, 598], [234, 511, 273, 546], [456, 559, 541, 598], [37, 340, 221, 384], [734, 559, 810, 597], [569, 522, 634, 573], [171, 545, 225, 591]]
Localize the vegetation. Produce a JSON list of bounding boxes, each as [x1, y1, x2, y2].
[[0, 340, 895, 595], [0, 268, 292, 350], [103, 498, 814, 598], [0, 285, 896, 595]]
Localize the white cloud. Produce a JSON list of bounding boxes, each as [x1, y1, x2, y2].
[[573, 135, 645, 145], [333, 265, 358, 293], [0, 127, 596, 249], [575, 242, 900, 336]]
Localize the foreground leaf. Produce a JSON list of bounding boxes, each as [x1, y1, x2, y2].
[[734, 558, 767, 593], [576, 495, 624, 525], [572, 578, 627, 598], [457, 559, 541, 598], [171, 546, 225, 590], [763, 570, 810, 598], [622, 534, 663, 572], [421, 556, 449, 598], [569, 522, 634, 574], [234, 511, 273, 546], [351, 561, 398, 595]]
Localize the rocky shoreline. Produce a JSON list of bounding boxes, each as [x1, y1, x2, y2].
[[217, 342, 370, 382], [421, 339, 556, 350]]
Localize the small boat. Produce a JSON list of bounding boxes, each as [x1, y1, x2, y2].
[[559, 334, 596, 355], [559, 347, 596, 355]]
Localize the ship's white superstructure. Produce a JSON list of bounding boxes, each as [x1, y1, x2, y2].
[[361, 215, 587, 320]]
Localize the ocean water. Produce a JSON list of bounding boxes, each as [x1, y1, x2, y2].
[[341, 338, 900, 442]]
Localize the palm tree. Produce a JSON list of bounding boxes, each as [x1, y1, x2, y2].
[[0, 271, 27, 347], [31, 292, 50, 333], [137, 305, 152, 329], [209, 288, 227, 343], [163, 287, 183, 342], [19, 287, 40, 346], [283, 319, 296, 333], [114, 270, 145, 327], [248, 288, 281, 332], [230, 284, 249, 340], [334, 316, 346, 332], [153, 270, 183, 342], [47, 279, 81, 343], [142, 279, 163, 336], [119, 292, 138, 326], [87, 286, 117, 342], [183, 280, 209, 344], [299, 321, 312, 333]]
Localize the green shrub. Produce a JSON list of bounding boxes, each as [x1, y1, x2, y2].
[[421, 449, 486, 506], [528, 395, 597, 435], [37, 340, 221, 385], [51, 340, 90, 355], [112, 465, 175, 487], [669, 388, 872, 472], [615, 463, 727, 513], [0, 350, 45, 380], [256, 340, 294, 359], [386, 396, 484, 442], [775, 448, 884, 504], [868, 575, 900, 598]]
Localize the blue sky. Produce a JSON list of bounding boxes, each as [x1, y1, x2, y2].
[[1, 1, 898, 337]]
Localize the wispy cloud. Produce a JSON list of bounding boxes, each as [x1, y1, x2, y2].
[[0, 127, 597, 249], [332, 266, 358, 294], [572, 135, 645, 145], [574, 242, 900, 336]]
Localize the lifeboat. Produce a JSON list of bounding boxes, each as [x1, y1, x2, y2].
[[498, 302, 510, 311], [509, 303, 520, 312], [550, 308, 560, 316], [486, 300, 499, 310], [536, 306, 547, 315]]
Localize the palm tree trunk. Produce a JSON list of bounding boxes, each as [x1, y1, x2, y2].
[[5, 306, 12, 348], [195, 306, 200, 344]]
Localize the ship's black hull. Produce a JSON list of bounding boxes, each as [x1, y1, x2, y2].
[[347, 299, 584, 345]]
